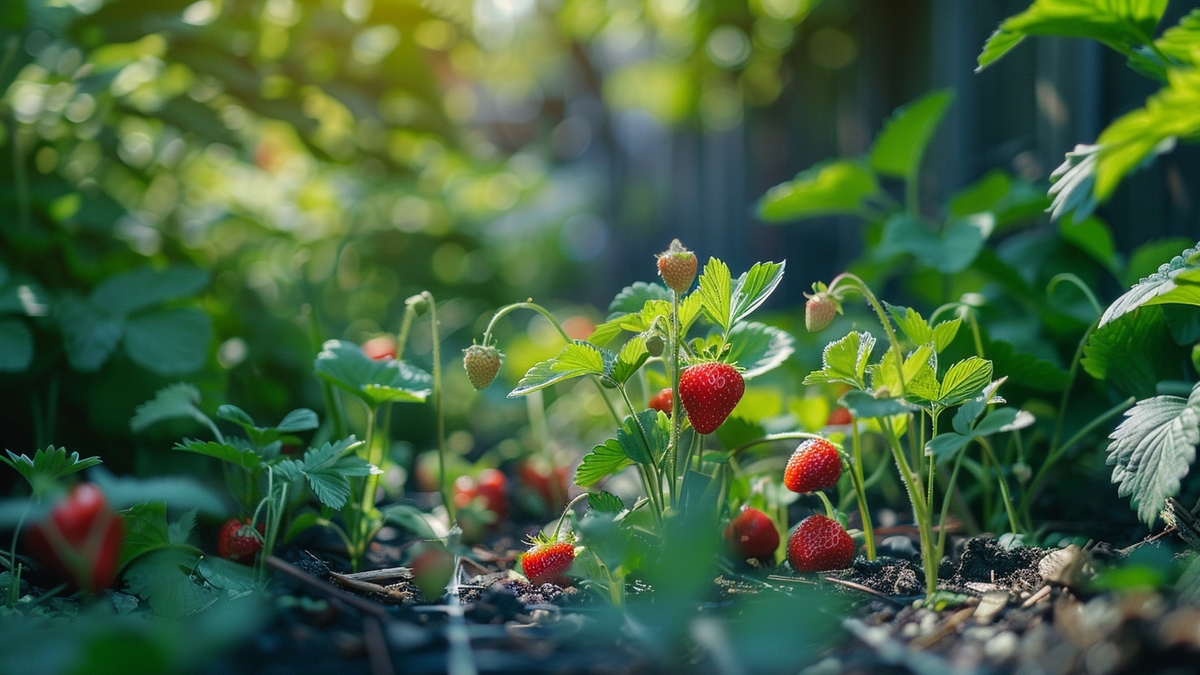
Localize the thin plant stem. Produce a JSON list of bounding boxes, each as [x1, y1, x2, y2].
[[306, 305, 346, 440], [668, 290, 683, 507], [935, 446, 966, 561], [424, 292, 452, 527], [850, 421, 875, 560], [979, 438, 1020, 535], [815, 491, 836, 519], [481, 302, 622, 426], [730, 432, 841, 459]]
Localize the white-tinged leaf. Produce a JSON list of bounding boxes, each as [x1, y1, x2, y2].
[[938, 357, 994, 406], [1106, 385, 1200, 526], [731, 261, 785, 324], [803, 331, 876, 389]]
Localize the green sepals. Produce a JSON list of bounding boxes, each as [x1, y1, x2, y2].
[[0, 447, 103, 498], [803, 331, 876, 390]]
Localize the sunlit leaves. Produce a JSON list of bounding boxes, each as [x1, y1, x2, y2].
[[840, 389, 919, 419], [938, 357, 993, 407], [725, 321, 795, 378], [869, 89, 955, 181], [275, 439, 375, 510], [697, 258, 733, 333], [977, 0, 1169, 70], [574, 411, 668, 486], [510, 341, 606, 397], [1107, 383, 1200, 525], [803, 331, 876, 389], [1097, 242, 1200, 327], [575, 439, 635, 487], [756, 160, 878, 222], [879, 213, 992, 274], [888, 304, 961, 353], [732, 261, 785, 324], [587, 491, 625, 513], [1085, 308, 1174, 398]]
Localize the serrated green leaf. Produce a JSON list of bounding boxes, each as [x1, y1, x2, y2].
[[756, 160, 878, 222], [1047, 144, 1102, 222], [888, 304, 933, 345], [173, 439, 262, 470], [974, 407, 1022, 435], [608, 282, 671, 317], [131, 383, 207, 433], [277, 409, 319, 433], [872, 344, 937, 400], [588, 491, 625, 513], [732, 261, 785, 324], [124, 307, 213, 375], [879, 213, 990, 274], [927, 432, 973, 460], [938, 357, 993, 406], [1153, 9, 1200, 66], [0, 447, 103, 498], [616, 410, 668, 465], [1107, 384, 1200, 525], [0, 319, 32, 372], [120, 502, 174, 567], [611, 335, 649, 384], [976, 0, 1168, 71], [697, 258, 733, 333], [803, 331, 876, 389], [509, 341, 607, 397], [869, 89, 954, 180], [575, 439, 635, 487], [216, 405, 255, 429], [315, 340, 432, 407], [280, 438, 374, 510], [1084, 308, 1173, 398], [1094, 67, 1200, 200], [840, 390, 920, 419], [725, 322, 794, 379], [931, 319, 962, 352]]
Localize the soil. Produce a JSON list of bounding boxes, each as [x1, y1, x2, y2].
[[201, 534, 1200, 675]]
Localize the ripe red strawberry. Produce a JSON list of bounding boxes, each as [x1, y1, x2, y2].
[[648, 388, 673, 414], [787, 514, 854, 572], [463, 344, 502, 390], [362, 335, 397, 360], [217, 518, 263, 564], [784, 438, 843, 494], [475, 468, 509, 521], [26, 483, 124, 592], [826, 406, 852, 426], [678, 362, 744, 434], [518, 460, 570, 512], [521, 540, 576, 585], [805, 293, 837, 332], [725, 506, 780, 560], [656, 239, 698, 294]]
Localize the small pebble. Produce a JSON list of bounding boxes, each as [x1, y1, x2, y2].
[[985, 631, 1019, 661]]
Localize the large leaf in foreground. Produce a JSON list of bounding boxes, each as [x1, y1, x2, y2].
[[315, 340, 432, 407], [1106, 384, 1200, 526]]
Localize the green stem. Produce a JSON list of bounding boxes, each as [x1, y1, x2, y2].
[[882, 417, 937, 596], [618, 384, 665, 517], [1049, 320, 1098, 462], [850, 421, 875, 560], [424, 292, 452, 527], [935, 446, 966, 562], [394, 302, 419, 361], [829, 273, 907, 395], [306, 305, 347, 440], [668, 290, 683, 508], [905, 174, 919, 217], [979, 437, 1019, 535], [482, 302, 622, 426], [815, 490, 836, 519]]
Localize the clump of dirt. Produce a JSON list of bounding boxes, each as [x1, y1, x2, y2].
[[848, 556, 924, 596], [946, 535, 1045, 591]]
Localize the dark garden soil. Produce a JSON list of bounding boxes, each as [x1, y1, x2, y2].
[[201, 530, 1200, 675]]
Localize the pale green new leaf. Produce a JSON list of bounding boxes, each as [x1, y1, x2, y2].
[[280, 438, 374, 510], [587, 491, 625, 513], [938, 357, 994, 406], [697, 258, 733, 332], [931, 319, 962, 352], [976, 0, 1169, 70], [732, 261, 785, 324], [510, 341, 607, 397], [803, 331, 876, 389], [1106, 384, 1200, 525], [611, 335, 649, 384], [888, 304, 933, 345], [608, 282, 671, 317], [869, 89, 955, 180], [756, 160, 878, 222]]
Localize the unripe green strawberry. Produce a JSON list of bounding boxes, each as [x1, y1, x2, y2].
[[787, 514, 854, 572], [463, 344, 502, 390], [656, 239, 697, 294], [804, 293, 837, 332]]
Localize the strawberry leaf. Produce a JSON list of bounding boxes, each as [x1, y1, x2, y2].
[[840, 390, 919, 419], [731, 261, 785, 325], [1107, 383, 1200, 526], [276, 438, 374, 510], [697, 258, 733, 333], [315, 340, 432, 407], [869, 89, 954, 181], [173, 439, 262, 470], [610, 335, 649, 384], [937, 357, 994, 407], [575, 439, 635, 487], [216, 405, 318, 448], [0, 446, 103, 498], [130, 383, 208, 432], [725, 322, 794, 379], [510, 341, 607, 397], [755, 160, 879, 222], [587, 491, 625, 514], [608, 282, 671, 318], [803, 331, 876, 390], [616, 410, 669, 465]]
